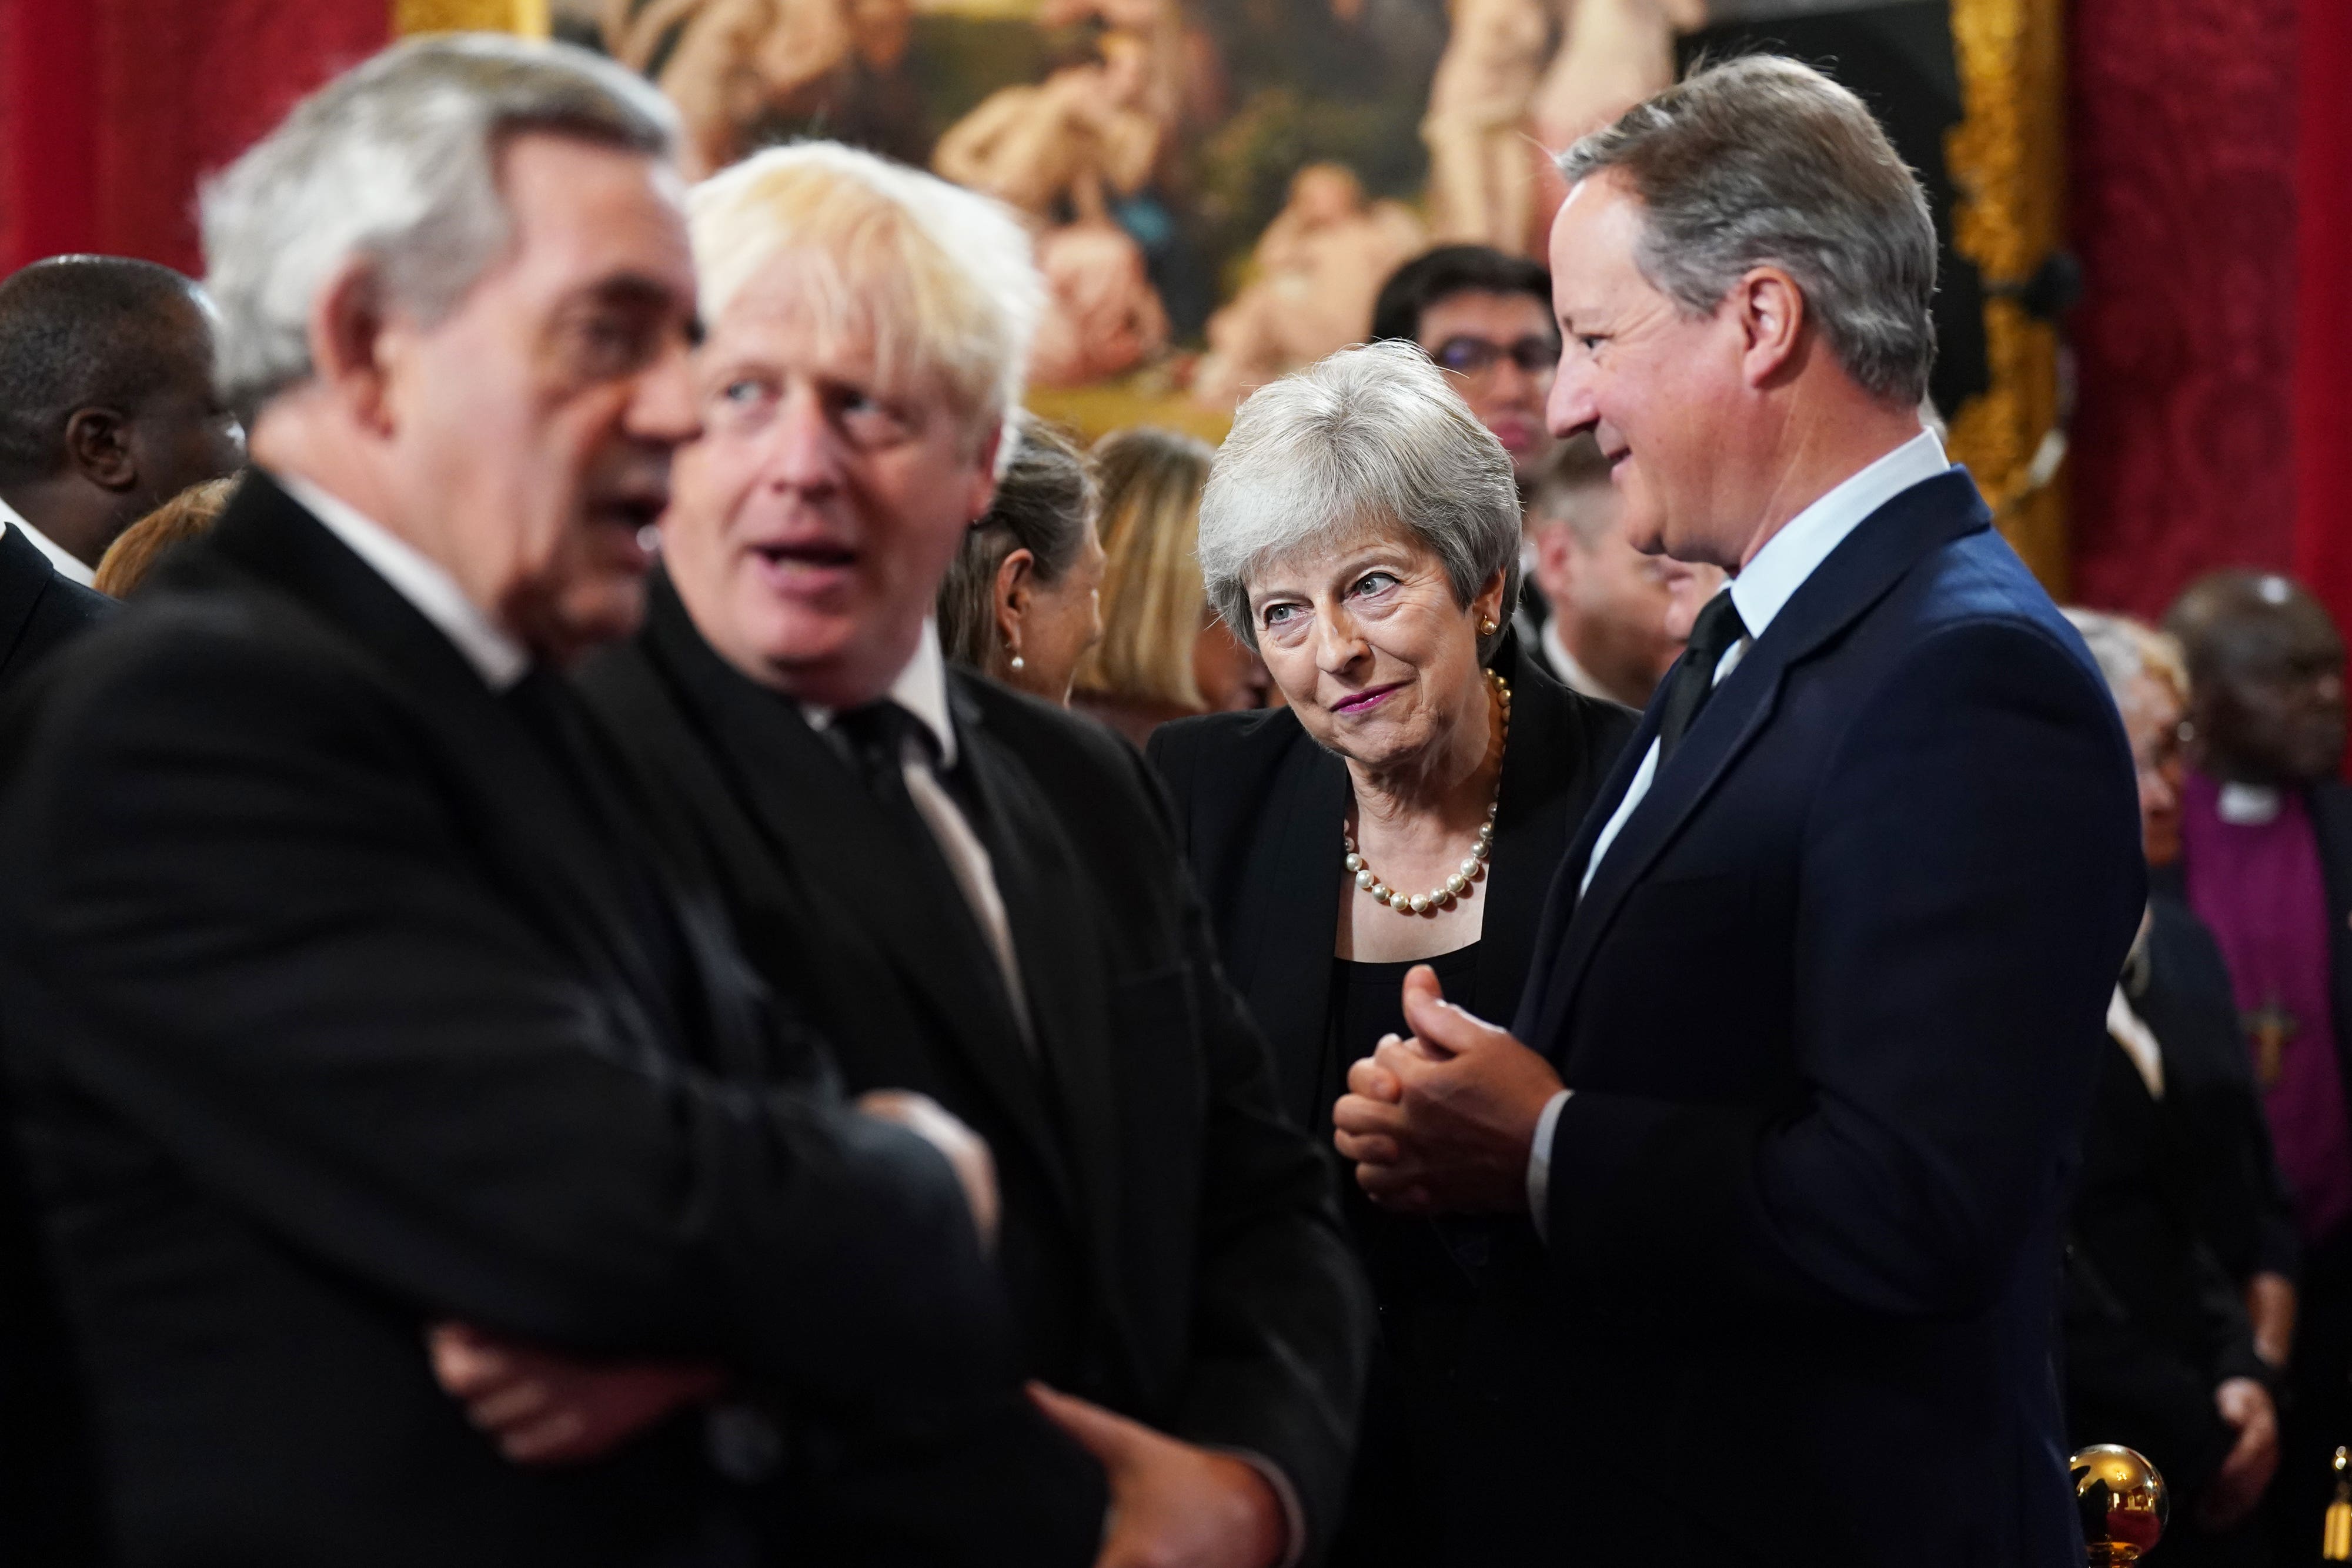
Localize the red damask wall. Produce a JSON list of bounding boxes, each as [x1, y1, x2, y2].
[[0, 0, 388, 276], [2065, 0, 2302, 622]]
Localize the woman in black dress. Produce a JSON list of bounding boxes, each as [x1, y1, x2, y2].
[[1149, 340, 1636, 1566]]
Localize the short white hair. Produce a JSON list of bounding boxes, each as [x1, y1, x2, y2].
[[689, 142, 1043, 469], [1198, 339, 1522, 657], [201, 34, 677, 419]]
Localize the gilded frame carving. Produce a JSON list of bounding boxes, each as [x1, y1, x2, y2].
[[1945, 0, 2069, 592], [394, 0, 552, 38]]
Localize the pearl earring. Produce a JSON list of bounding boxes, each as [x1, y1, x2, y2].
[[1479, 617, 1499, 637], [1008, 651, 1025, 671]]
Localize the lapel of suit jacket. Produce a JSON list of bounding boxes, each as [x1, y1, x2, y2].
[[208, 474, 681, 1039], [1232, 726, 1350, 1128], [1472, 637, 1590, 1025], [949, 683, 1132, 1309], [1528, 469, 1992, 1063], [639, 584, 1078, 1202], [0, 522, 58, 681]]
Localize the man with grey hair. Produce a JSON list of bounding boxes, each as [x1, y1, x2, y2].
[[0, 35, 1014, 1567], [1332, 55, 2145, 1564]]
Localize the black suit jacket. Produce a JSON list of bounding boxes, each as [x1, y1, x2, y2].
[[0, 516, 110, 684], [0, 514, 112, 1562], [1512, 470, 2147, 1567], [1146, 636, 1633, 1564], [0, 474, 1011, 1568], [2063, 972, 2268, 1503], [577, 571, 1372, 1559]]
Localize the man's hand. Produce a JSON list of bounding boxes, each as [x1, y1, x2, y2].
[[426, 1322, 724, 1466], [1329, 964, 1563, 1215], [1029, 1383, 1287, 1568], [857, 1088, 1000, 1253], [2196, 1376, 2280, 1531], [2246, 1271, 2297, 1370]]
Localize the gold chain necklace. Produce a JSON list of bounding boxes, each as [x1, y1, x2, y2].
[[1341, 667, 1509, 917]]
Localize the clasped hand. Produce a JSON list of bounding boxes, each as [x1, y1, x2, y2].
[[1329, 964, 1563, 1215]]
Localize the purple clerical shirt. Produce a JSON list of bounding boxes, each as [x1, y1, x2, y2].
[[2181, 768, 2352, 1243]]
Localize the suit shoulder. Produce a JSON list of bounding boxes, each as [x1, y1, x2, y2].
[[954, 670, 1157, 800], [1146, 706, 1305, 782]]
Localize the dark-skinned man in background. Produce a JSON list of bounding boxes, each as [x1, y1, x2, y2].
[[2167, 570, 2352, 1563]]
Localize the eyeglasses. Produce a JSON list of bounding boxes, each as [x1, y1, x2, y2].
[[1431, 335, 1559, 380]]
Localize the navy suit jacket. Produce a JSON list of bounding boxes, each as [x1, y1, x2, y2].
[[1510, 469, 2146, 1567]]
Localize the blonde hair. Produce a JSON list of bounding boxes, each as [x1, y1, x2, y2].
[[1075, 426, 1214, 709], [94, 475, 237, 597], [689, 142, 1043, 468]]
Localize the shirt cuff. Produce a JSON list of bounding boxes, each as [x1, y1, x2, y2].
[[1526, 1089, 1572, 1243], [1214, 1447, 1308, 1568]]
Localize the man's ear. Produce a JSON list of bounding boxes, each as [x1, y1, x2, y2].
[[1735, 266, 1807, 389], [965, 417, 1005, 521], [308, 258, 397, 436], [62, 407, 137, 492]]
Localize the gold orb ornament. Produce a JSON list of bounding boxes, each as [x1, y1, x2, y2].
[[2070, 1445, 2167, 1565]]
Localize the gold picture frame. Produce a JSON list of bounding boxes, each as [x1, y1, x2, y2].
[[395, 0, 552, 38], [1945, 0, 2067, 593]]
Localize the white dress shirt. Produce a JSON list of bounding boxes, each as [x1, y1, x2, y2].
[[0, 492, 96, 586], [276, 473, 529, 691], [799, 621, 1035, 1042], [1526, 427, 1951, 1231]]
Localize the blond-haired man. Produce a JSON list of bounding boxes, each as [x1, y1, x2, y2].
[[447, 143, 1371, 1568]]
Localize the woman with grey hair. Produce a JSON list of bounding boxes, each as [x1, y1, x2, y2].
[[1146, 338, 1636, 1564]]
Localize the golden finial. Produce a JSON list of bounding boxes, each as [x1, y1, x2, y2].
[[2070, 1445, 2166, 1566]]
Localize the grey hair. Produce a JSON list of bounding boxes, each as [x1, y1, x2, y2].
[[201, 34, 678, 418], [1198, 339, 1521, 662], [2063, 607, 2189, 708], [1557, 54, 1937, 407]]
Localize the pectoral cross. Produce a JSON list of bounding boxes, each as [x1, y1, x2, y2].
[[2244, 992, 2299, 1090]]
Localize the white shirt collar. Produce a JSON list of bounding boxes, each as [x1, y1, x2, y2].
[[0, 493, 97, 586], [1541, 617, 1615, 704], [1726, 427, 1949, 643], [274, 472, 530, 691], [800, 618, 958, 767]]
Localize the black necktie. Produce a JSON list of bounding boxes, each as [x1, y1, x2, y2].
[[832, 699, 943, 818], [1654, 590, 1749, 764]]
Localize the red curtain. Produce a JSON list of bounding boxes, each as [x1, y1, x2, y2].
[[2293, 0, 2352, 637], [2064, 0, 2301, 623], [0, 0, 389, 277]]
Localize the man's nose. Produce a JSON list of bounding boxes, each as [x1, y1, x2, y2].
[[1547, 356, 1598, 439], [764, 386, 846, 493]]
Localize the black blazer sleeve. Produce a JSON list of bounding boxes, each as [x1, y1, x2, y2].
[[2142, 898, 2303, 1284], [1117, 734, 1372, 1553], [0, 624, 1011, 1437], [1549, 619, 2144, 1319]]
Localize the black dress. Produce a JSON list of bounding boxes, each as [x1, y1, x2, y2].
[[1149, 635, 1635, 1566]]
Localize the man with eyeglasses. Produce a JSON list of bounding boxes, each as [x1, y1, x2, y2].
[[1369, 245, 1561, 493]]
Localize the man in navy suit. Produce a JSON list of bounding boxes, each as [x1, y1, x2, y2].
[[1333, 56, 2146, 1566]]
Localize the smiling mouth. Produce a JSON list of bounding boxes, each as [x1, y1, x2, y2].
[[1332, 683, 1402, 715]]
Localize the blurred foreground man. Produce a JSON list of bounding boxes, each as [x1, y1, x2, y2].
[[2166, 570, 2352, 1561], [0, 38, 1013, 1568], [1333, 58, 2144, 1566], [540, 143, 1367, 1568]]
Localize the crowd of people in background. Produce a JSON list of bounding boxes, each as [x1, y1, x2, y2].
[[0, 29, 2348, 1568]]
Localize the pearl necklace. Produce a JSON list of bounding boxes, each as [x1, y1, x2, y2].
[[1342, 667, 1509, 917]]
